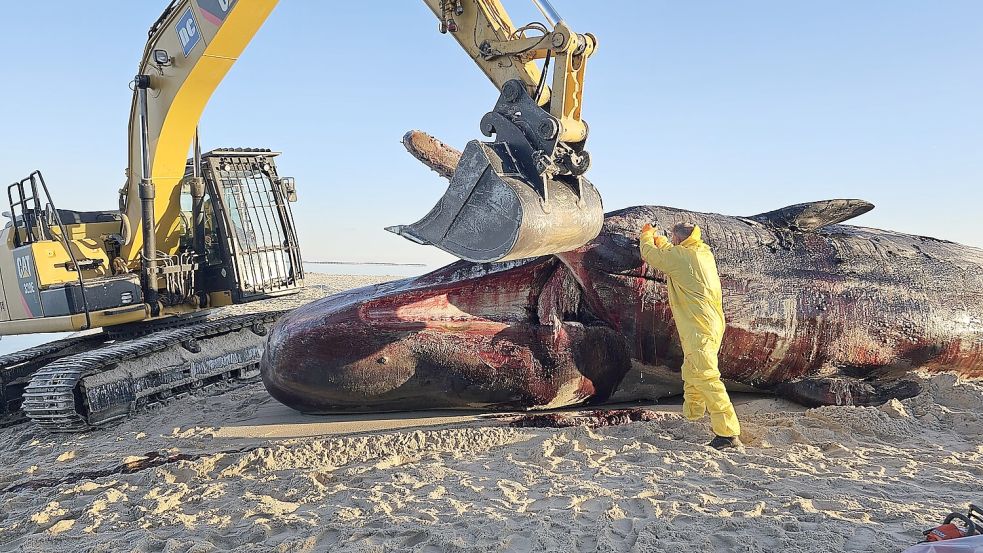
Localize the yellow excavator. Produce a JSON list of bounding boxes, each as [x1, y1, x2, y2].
[[0, 0, 601, 432]]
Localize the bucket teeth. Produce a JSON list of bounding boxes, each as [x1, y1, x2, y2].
[[385, 225, 430, 245]]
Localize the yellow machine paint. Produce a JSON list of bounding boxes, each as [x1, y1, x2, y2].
[[0, 1, 296, 336], [0, 194, 137, 331], [121, 0, 278, 263], [1, 0, 600, 334], [419, 1, 593, 144]]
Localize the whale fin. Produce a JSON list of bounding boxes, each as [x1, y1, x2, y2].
[[749, 199, 874, 232], [775, 375, 921, 407]]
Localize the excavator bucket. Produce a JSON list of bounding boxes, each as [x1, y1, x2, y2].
[[387, 141, 603, 263], [387, 80, 603, 263]]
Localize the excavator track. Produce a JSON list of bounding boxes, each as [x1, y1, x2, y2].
[[21, 310, 285, 433], [0, 333, 110, 425]]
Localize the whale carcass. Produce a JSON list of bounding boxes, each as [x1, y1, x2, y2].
[[260, 133, 983, 412]]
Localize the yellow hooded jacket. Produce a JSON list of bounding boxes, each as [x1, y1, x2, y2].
[[639, 225, 726, 344]]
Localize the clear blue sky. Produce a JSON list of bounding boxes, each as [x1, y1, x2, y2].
[[0, 1, 980, 266]]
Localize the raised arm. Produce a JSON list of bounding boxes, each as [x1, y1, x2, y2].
[[639, 224, 682, 275]]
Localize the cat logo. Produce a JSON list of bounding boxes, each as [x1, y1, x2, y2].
[[15, 256, 31, 280], [176, 7, 201, 57], [13, 250, 41, 315], [198, 0, 238, 26]]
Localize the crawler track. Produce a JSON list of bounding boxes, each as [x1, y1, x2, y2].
[[20, 310, 286, 433], [0, 333, 109, 419]]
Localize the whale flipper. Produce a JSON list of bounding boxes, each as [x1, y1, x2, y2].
[[749, 199, 874, 232], [774, 376, 920, 407]]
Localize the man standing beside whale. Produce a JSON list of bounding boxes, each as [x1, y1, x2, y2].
[[640, 222, 743, 449]]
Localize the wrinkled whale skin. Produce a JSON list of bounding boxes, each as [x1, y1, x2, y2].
[[262, 203, 983, 412]]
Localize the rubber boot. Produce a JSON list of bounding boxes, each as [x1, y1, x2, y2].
[[709, 435, 743, 450]]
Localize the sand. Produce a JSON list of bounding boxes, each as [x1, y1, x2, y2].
[[1, 275, 981, 552]]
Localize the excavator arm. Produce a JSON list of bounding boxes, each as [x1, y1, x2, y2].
[[120, 0, 601, 306], [419, 0, 595, 144], [391, 0, 602, 262]]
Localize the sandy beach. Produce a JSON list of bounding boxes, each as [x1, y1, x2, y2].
[[0, 275, 981, 553]]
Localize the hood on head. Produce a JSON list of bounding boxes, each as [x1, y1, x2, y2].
[[679, 224, 702, 247]]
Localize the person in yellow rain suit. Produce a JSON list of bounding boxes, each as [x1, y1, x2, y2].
[[639, 222, 742, 449]]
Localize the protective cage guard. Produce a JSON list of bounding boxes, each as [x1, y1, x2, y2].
[[205, 151, 304, 301]]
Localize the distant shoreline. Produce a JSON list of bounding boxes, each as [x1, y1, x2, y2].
[[303, 261, 428, 267]]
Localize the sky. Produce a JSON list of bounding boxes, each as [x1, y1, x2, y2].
[[0, 1, 980, 267]]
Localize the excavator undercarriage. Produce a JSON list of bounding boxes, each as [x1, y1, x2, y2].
[[22, 309, 280, 432], [0, 309, 280, 432]]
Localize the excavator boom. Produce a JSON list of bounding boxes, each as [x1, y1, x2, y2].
[[121, 0, 278, 268], [121, 0, 600, 270]]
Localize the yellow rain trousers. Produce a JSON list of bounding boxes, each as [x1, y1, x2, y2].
[[639, 225, 741, 438]]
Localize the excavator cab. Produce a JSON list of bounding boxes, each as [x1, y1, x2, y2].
[[182, 149, 303, 305], [387, 1, 603, 263]]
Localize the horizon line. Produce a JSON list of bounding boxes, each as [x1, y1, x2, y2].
[[303, 260, 428, 267]]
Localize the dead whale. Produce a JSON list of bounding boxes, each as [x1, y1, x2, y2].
[[260, 135, 983, 413]]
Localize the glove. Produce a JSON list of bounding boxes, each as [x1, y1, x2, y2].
[[639, 224, 656, 244], [641, 224, 672, 249]]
